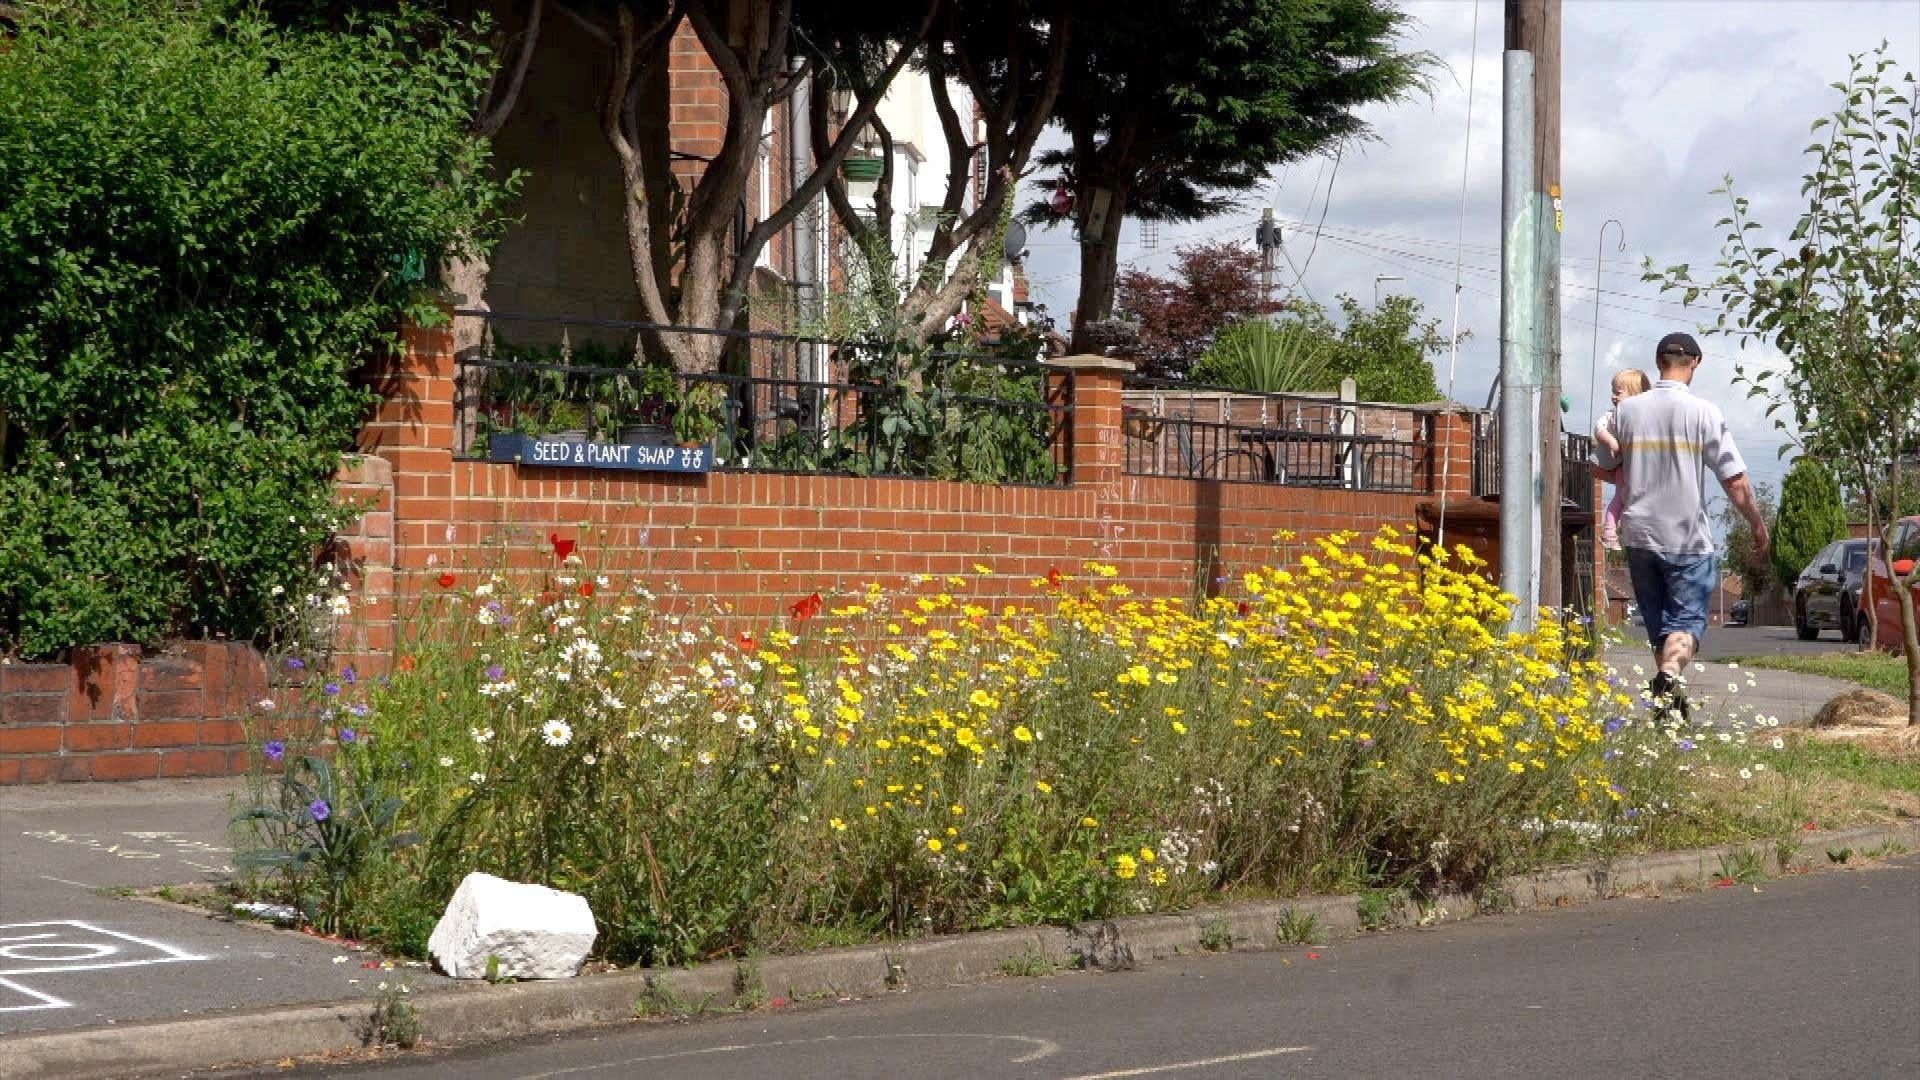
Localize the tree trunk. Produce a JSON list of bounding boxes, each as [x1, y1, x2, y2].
[[1070, 188, 1128, 354]]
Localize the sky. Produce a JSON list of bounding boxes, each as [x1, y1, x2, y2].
[[1015, 0, 1920, 501]]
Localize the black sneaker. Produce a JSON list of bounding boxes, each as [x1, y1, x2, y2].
[[1648, 670, 1690, 722]]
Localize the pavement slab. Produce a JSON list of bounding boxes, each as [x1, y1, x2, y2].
[[0, 779, 447, 1036]]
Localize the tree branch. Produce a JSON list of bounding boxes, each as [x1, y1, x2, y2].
[[555, 0, 612, 46], [718, 0, 940, 327], [473, 0, 545, 138]]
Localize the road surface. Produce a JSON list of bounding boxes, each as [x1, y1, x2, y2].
[[246, 854, 1920, 1080]]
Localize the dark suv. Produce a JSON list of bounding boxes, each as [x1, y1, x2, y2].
[[1794, 538, 1875, 642]]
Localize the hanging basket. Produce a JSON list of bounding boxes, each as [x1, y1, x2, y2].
[[842, 156, 885, 183]]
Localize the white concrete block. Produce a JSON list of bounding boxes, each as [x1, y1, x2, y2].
[[427, 872, 597, 980]]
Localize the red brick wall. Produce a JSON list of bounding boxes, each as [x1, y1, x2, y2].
[[0, 643, 270, 784], [344, 321, 1479, 674]]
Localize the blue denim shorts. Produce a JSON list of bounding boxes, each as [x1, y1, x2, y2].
[[1625, 547, 1717, 651]]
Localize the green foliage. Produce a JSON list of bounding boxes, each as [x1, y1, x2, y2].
[[1192, 295, 1448, 404], [0, 1, 512, 656], [1028, 0, 1428, 340], [1355, 887, 1400, 931], [1323, 294, 1447, 405], [1191, 321, 1332, 394], [1273, 907, 1325, 945], [1773, 458, 1847, 586], [234, 753, 418, 934], [1719, 480, 1778, 597]]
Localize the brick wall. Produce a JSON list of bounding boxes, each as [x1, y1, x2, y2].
[[343, 319, 1482, 674], [0, 643, 270, 783]]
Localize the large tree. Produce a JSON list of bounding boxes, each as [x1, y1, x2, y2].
[[1112, 240, 1278, 379], [1024, 0, 1424, 353], [1772, 457, 1847, 591], [1651, 46, 1920, 722], [561, 0, 936, 372], [813, 0, 1071, 344]]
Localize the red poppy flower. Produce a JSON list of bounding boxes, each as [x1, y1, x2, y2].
[[538, 590, 558, 607], [738, 632, 757, 650], [1046, 567, 1063, 589], [550, 533, 576, 560], [1237, 600, 1251, 618], [578, 581, 595, 598], [789, 592, 823, 621], [397, 655, 417, 672], [436, 571, 456, 588]]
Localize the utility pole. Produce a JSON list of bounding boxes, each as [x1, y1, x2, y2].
[[1257, 208, 1282, 309], [1509, 0, 1563, 612]]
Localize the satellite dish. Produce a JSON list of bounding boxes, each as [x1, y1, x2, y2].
[[1002, 221, 1028, 264]]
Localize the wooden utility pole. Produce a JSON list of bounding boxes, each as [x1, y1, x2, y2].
[[1508, 0, 1563, 610]]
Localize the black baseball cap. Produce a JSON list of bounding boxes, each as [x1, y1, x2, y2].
[[1655, 332, 1702, 358]]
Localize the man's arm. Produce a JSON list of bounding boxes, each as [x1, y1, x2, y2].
[[1721, 471, 1771, 566]]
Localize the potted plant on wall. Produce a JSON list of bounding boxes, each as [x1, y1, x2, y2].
[[543, 400, 590, 442], [670, 382, 724, 448], [618, 365, 679, 445]]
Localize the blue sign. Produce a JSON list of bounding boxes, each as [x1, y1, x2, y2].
[[487, 434, 712, 473]]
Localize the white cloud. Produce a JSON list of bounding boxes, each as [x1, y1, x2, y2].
[[1018, 0, 1920, 498]]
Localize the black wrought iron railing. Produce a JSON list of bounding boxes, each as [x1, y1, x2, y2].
[[450, 311, 1073, 487], [1470, 415, 1598, 512], [1120, 378, 1437, 494]]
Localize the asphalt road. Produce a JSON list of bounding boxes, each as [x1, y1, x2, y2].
[[251, 855, 1920, 1080], [1610, 622, 1861, 661], [0, 779, 439, 1033]]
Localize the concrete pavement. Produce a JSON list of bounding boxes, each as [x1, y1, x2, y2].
[[233, 854, 1920, 1079], [0, 779, 447, 1035]]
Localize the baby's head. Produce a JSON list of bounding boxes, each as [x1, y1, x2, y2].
[[1611, 369, 1651, 406]]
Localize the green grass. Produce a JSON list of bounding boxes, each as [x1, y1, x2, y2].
[[1765, 739, 1920, 796], [1730, 652, 1912, 699]]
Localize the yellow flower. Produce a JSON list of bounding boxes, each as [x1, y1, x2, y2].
[[926, 838, 943, 852], [1148, 868, 1169, 887], [1171, 720, 1188, 735], [1139, 847, 1156, 863], [1112, 853, 1138, 879], [1035, 780, 1052, 793], [950, 804, 965, 816], [829, 818, 847, 831], [1013, 725, 1034, 743]]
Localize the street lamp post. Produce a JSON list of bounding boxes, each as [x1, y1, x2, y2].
[[1373, 274, 1403, 308]]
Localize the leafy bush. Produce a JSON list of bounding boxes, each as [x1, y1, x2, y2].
[[1190, 320, 1334, 393], [237, 528, 1778, 966], [0, 2, 512, 656]]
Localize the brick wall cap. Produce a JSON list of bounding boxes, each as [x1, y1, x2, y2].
[[1052, 353, 1136, 374]]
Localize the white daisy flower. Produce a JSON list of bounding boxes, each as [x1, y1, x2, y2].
[[542, 719, 573, 747]]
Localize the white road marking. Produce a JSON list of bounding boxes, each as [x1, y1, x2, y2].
[[1062, 1046, 1311, 1079], [0, 977, 70, 1013], [0, 920, 207, 1015], [36, 875, 95, 889], [519, 1033, 1063, 1078]]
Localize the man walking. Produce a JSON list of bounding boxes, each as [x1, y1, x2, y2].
[[1593, 333, 1770, 715]]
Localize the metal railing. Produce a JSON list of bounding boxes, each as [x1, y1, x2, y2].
[[1470, 415, 1598, 511], [1120, 378, 1437, 494], [449, 311, 1073, 486]]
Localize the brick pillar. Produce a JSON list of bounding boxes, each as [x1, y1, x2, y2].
[[1054, 354, 1134, 496], [332, 454, 396, 675], [1427, 410, 1479, 501], [71, 644, 141, 722]]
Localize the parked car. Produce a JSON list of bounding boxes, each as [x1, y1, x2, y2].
[[1729, 598, 1750, 627], [1861, 515, 1920, 651], [1794, 538, 1877, 642]]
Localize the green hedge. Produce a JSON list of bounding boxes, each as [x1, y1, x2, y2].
[[0, 3, 512, 657]]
